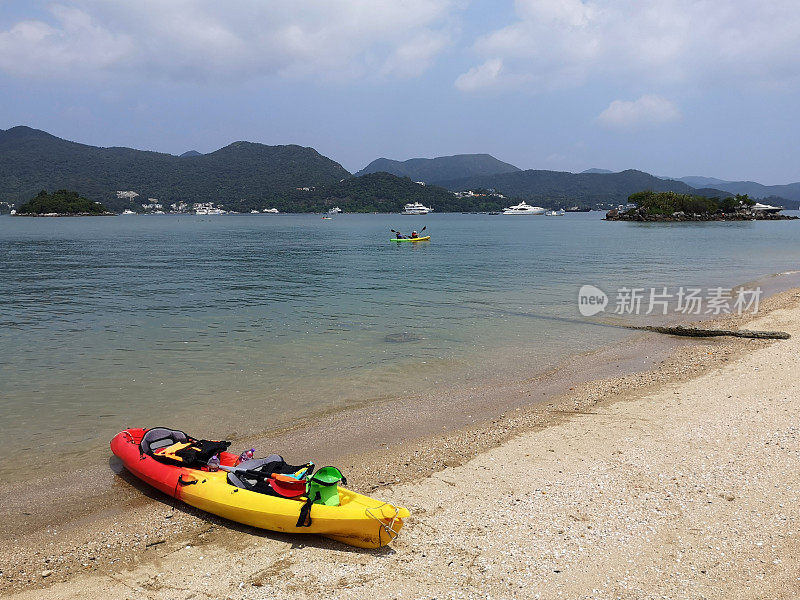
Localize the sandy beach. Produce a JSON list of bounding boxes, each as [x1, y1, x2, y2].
[[3, 289, 800, 599]]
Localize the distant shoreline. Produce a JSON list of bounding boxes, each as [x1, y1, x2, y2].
[[13, 212, 116, 217]]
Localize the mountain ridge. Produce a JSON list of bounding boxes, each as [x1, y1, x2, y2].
[[1, 126, 797, 212], [671, 175, 800, 202], [356, 153, 520, 183]]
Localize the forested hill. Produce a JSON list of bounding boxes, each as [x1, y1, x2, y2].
[[1, 126, 792, 213], [356, 154, 520, 183], [0, 126, 350, 211], [437, 169, 727, 206]]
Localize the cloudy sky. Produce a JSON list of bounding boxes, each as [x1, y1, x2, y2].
[[1, 0, 798, 183]]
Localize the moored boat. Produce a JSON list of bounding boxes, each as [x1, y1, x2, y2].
[[751, 202, 783, 214], [401, 202, 433, 215], [502, 201, 545, 215]]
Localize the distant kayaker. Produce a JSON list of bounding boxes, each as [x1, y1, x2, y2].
[[411, 230, 418, 238], [395, 232, 404, 239]]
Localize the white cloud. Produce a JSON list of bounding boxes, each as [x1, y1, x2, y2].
[[597, 95, 681, 129], [0, 6, 133, 78], [0, 1, 460, 82], [454, 58, 503, 92], [456, 0, 800, 92], [381, 31, 451, 78]]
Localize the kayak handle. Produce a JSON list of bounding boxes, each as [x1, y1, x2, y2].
[[177, 475, 197, 486], [365, 503, 401, 545]]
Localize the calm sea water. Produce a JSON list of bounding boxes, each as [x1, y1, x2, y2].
[[2, 212, 799, 477]]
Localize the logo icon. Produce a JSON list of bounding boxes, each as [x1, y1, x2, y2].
[[578, 285, 608, 316]]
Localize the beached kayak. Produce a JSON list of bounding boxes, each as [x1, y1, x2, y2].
[[110, 428, 409, 548], [390, 236, 430, 242]]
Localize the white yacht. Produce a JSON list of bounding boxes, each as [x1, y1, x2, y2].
[[121, 209, 136, 215], [545, 209, 565, 216], [328, 207, 342, 214], [195, 202, 224, 215], [402, 202, 433, 215], [262, 208, 279, 214], [751, 202, 783, 214], [502, 201, 546, 215]]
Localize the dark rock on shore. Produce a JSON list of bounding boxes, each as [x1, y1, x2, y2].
[[605, 208, 798, 222]]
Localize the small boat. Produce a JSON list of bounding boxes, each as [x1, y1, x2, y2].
[[390, 236, 430, 242], [322, 215, 332, 219], [502, 201, 545, 215], [262, 208, 279, 214], [401, 202, 433, 215], [328, 207, 342, 214], [545, 209, 565, 216], [111, 428, 409, 548], [120, 209, 136, 215]]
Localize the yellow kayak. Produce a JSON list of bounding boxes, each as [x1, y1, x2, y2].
[[111, 428, 409, 548], [390, 236, 430, 242], [176, 469, 407, 548]]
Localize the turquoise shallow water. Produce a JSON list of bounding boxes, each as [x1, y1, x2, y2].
[[1, 212, 799, 476]]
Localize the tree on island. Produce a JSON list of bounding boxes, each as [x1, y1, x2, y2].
[[16, 190, 111, 215], [627, 190, 755, 216]]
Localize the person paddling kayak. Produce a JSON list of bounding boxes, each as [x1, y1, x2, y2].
[[390, 226, 426, 242]]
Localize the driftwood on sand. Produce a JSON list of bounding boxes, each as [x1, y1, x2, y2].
[[626, 324, 790, 340]]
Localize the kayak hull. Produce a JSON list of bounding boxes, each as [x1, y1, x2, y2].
[[111, 428, 408, 548], [390, 236, 430, 242]]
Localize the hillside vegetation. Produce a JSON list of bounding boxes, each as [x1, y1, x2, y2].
[[222, 172, 455, 213]]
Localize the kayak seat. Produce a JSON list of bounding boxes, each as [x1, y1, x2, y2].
[[141, 427, 230, 468], [226, 455, 314, 496], [226, 455, 284, 489], [140, 427, 189, 455]]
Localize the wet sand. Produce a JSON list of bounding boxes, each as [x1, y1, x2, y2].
[[1, 288, 799, 598]]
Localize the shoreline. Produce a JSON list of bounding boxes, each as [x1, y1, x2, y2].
[[1, 277, 798, 595]]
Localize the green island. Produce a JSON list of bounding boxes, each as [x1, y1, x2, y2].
[[606, 190, 798, 221], [15, 189, 114, 216]]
